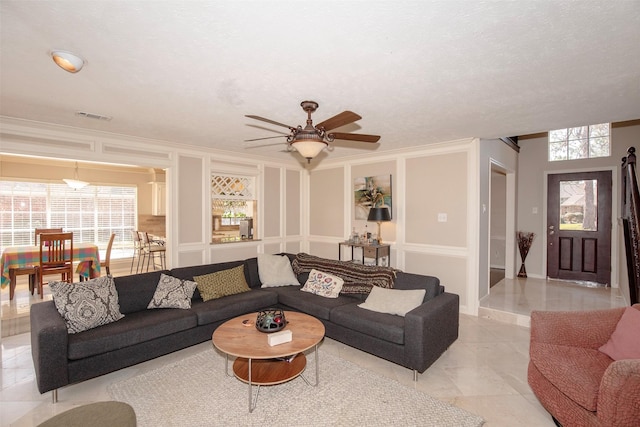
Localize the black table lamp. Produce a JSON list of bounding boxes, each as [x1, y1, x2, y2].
[[367, 207, 391, 244]]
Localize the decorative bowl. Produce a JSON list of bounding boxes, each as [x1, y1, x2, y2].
[[255, 308, 287, 333]]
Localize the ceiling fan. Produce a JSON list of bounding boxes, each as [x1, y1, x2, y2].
[[245, 101, 380, 163]]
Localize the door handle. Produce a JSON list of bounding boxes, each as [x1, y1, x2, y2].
[[548, 225, 555, 230]]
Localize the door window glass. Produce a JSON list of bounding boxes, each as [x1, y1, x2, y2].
[[559, 180, 598, 231]]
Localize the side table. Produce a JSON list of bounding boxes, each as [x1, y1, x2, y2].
[[338, 242, 390, 266]]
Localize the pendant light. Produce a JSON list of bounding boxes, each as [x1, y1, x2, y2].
[[63, 162, 89, 190]]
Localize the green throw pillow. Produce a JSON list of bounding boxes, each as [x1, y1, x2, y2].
[[194, 265, 250, 301]]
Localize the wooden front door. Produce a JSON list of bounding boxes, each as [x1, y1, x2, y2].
[[547, 171, 612, 285]]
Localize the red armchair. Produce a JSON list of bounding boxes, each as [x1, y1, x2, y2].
[[528, 305, 640, 427]]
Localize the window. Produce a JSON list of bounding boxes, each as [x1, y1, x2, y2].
[[0, 181, 136, 257], [548, 123, 610, 161], [211, 174, 257, 242]]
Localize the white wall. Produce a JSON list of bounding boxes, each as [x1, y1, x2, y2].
[[308, 139, 483, 315]]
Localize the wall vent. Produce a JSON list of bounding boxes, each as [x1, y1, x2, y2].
[[75, 111, 112, 121]]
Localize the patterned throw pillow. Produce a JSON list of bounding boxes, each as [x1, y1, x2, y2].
[[147, 273, 198, 310], [194, 265, 251, 302], [301, 269, 344, 298], [50, 275, 124, 334]]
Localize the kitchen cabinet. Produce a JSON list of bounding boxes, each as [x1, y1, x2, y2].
[[151, 182, 166, 216]]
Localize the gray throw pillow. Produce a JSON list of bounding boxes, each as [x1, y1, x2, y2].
[[50, 275, 124, 334], [148, 273, 198, 309]]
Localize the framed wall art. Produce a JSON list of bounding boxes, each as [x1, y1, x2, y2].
[[354, 174, 392, 220]]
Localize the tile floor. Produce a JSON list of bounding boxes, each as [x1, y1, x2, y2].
[[0, 272, 629, 426]]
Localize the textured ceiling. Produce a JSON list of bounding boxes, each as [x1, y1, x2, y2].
[[1, 1, 639, 162]]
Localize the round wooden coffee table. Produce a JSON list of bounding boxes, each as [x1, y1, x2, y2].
[[212, 311, 325, 412]]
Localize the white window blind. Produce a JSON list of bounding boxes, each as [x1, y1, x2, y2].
[[0, 181, 136, 255]]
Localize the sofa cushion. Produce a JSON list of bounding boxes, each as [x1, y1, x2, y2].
[[67, 308, 197, 360], [243, 257, 261, 288], [301, 269, 344, 298], [190, 289, 278, 325], [272, 286, 359, 320], [147, 273, 197, 309], [599, 306, 640, 360], [358, 287, 426, 317], [50, 275, 124, 334], [258, 254, 299, 287], [393, 272, 442, 301], [193, 265, 250, 302], [330, 303, 405, 345], [114, 270, 170, 314], [530, 342, 613, 411]]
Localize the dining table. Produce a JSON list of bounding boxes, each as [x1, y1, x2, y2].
[[0, 243, 101, 298]]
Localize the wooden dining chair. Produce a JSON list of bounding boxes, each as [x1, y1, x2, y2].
[[35, 228, 64, 244], [8, 227, 63, 300], [38, 232, 74, 299], [101, 233, 116, 276]]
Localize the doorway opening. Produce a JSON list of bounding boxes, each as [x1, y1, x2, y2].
[[490, 170, 507, 287]]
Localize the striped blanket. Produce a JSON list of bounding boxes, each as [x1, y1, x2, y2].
[[292, 253, 397, 294]]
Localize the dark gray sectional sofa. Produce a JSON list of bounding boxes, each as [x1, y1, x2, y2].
[[30, 254, 459, 398]]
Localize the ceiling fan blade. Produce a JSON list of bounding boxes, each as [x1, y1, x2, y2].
[[331, 132, 381, 143], [245, 115, 296, 130], [244, 141, 288, 149], [244, 135, 287, 142], [315, 111, 362, 131]]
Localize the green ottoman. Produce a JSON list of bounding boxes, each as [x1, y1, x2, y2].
[[38, 401, 136, 427]]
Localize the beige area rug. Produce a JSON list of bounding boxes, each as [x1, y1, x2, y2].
[[108, 349, 484, 427]]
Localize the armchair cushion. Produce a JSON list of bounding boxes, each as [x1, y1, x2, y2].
[[530, 342, 612, 411]]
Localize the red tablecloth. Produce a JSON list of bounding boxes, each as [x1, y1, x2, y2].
[[0, 243, 101, 288]]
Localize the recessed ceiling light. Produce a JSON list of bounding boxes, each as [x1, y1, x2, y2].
[[51, 50, 85, 73]]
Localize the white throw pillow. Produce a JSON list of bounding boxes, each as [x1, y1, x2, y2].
[[301, 269, 344, 298], [258, 254, 299, 287], [358, 287, 426, 317]]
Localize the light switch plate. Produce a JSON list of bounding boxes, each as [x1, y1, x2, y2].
[[438, 213, 447, 222]]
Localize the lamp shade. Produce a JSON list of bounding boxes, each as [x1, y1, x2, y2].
[[367, 207, 391, 222], [292, 139, 327, 162]]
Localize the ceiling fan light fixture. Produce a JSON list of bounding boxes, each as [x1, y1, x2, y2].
[[51, 50, 85, 73], [292, 139, 327, 162]]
